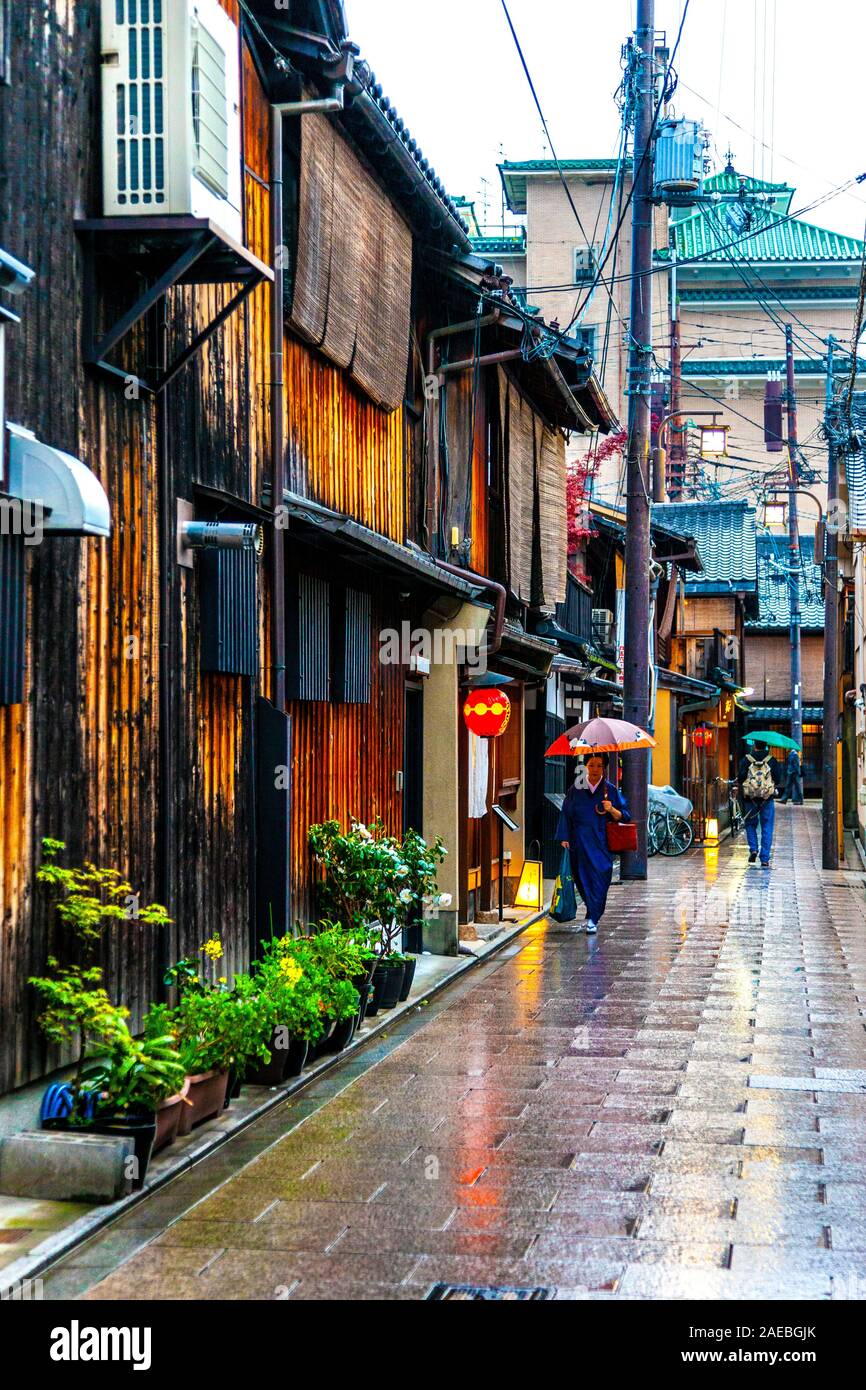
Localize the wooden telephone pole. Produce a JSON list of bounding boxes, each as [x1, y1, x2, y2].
[[822, 337, 840, 869], [621, 0, 655, 880], [785, 325, 804, 756]]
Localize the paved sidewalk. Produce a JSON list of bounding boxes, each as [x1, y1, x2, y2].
[[41, 807, 866, 1300]]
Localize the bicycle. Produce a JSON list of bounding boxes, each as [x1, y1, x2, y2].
[[648, 805, 694, 857]]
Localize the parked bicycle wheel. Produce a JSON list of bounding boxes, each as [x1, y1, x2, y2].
[[647, 807, 668, 857], [660, 813, 693, 856]]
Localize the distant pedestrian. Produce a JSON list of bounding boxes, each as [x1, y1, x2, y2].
[[556, 752, 630, 933], [781, 747, 804, 806], [738, 741, 783, 868]]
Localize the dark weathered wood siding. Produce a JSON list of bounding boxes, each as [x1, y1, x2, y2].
[[0, 0, 271, 1092]]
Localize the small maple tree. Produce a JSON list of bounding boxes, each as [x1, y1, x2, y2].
[[566, 429, 627, 584]]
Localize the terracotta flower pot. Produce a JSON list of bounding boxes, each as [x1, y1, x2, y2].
[[176, 1070, 228, 1136], [154, 1078, 191, 1154]]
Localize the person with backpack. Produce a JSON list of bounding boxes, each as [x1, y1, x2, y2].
[[737, 740, 783, 868], [781, 747, 804, 806]]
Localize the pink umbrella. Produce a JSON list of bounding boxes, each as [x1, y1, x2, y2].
[[544, 716, 656, 757]]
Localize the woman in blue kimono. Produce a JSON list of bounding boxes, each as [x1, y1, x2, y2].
[[555, 752, 630, 933]]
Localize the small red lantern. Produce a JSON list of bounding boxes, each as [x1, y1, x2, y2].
[[463, 688, 511, 738], [692, 725, 714, 749]]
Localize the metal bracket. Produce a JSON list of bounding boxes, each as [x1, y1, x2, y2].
[[77, 219, 272, 395]]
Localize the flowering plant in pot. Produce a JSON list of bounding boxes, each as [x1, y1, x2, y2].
[[173, 980, 272, 1132], [308, 819, 405, 934], [246, 940, 324, 1083]]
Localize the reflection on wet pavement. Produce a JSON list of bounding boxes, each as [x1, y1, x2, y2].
[[42, 807, 866, 1301]]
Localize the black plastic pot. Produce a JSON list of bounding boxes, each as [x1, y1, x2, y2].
[[398, 956, 417, 1002], [246, 1029, 291, 1087], [224, 1071, 243, 1108], [284, 1036, 309, 1078], [375, 960, 404, 1011], [90, 1112, 157, 1192], [325, 1013, 358, 1054], [309, 1016, 335, 1061]]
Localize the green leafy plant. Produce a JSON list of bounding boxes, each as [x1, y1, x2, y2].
[[173, 979, 272, 1077], [28, 962, 132, 1116], [308, 819, 406, 935], [37, 838, 170, 953], [83, 1028, 187, 1116]]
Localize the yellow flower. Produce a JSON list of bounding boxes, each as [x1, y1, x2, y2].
[[200, 936, 224, 962], [278, 958, 303, 988]]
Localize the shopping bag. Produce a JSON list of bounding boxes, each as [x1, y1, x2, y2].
[[549, 847, 577, 922], [606, 821, 638, 854]]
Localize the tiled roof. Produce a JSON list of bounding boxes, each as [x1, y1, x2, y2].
[[652, 500, 757, 592], [665, 205, 863, 265], [500, 159, 619, 213], [844, 392, 866, 533], [701, 170, 793, 201], [681, 356, 857, 377], [746, 534, 824, 630], [679, 286, 859, 304], [470, 233, 527, 257]]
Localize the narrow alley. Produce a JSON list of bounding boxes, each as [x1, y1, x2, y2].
[[40, 807, 866, 1303]]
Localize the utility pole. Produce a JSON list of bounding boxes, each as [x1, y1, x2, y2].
[[785, 324, 804, 756], [822, 336, 839, 869], [621, 0, 655, 881], [668, 227, 686, 499]]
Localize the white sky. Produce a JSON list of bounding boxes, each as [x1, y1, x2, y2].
[[344, 0, 866, 240]]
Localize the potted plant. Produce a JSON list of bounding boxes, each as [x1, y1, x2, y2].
[[30, 839, 172, 1148], [173, 978, 273, 1132], [141, 1005, 191, 1152], [245, 940, 323, 1085], [83, 1026, 187, 1184], [304, 926, 366, 1052], [393, 830, 449, 1001]]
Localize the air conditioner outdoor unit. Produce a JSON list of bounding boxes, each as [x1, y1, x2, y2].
[[573, 246, 598, 284], [100, 0, 242, 242], [592, 608, 615, 645]]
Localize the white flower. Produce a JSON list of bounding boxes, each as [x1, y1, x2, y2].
[[437, 893, 453, 908], [354, 824, 372, 841], [395, 863, 409, 877], [399, 888, 414, 905]]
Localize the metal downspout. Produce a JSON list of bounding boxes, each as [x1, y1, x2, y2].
[[271, 107, 286, 710]]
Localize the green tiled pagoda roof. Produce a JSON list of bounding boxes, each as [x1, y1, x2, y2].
[[664, 206, 863, 264], [681, 356, 857, 377], [652, 500, 757, 593], [678, 285, 858, 303], [746, 534, 824, 631], [470, 234, 527, 257]]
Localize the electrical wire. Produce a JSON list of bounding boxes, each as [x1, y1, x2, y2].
[[498, 0, 631, 344], [565, 0, 692, 333]]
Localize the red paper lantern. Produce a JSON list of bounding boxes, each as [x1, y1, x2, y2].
[[692, 726, 713, 749], [463, 688, 511, 738]]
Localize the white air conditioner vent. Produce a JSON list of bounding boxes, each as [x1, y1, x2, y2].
[[101, 0, 241, 241]]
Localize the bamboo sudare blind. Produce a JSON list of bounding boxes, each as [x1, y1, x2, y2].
[[498, 368, 534, 604], [534, 417, 567, 607], [291, 114, 412, 412]]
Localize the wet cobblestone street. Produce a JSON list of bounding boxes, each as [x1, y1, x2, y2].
[[43, 807, 866, 1301]]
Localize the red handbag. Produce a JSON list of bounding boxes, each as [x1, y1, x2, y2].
[[606, 821, 638, 854]]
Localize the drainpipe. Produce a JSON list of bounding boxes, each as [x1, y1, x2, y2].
[[273, 40, 360, 117], [435, 559, 506, 656], [425, 310, 501, 550], [270, 107, 286, 709], [155, 299, 175, 987]]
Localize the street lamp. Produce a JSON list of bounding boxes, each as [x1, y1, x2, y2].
[[654, 409, 731, 501]]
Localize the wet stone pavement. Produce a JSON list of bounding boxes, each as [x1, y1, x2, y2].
[[43, 807, 866, 1301]]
